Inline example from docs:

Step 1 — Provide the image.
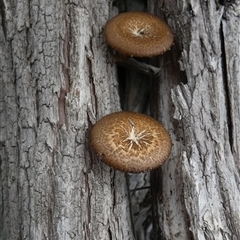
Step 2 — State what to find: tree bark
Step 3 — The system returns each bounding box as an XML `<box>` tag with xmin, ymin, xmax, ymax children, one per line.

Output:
<box><xmin>0</xmin><ymin>1</ymin><xmax>134</xmax><ymax>239</ymax></box>
<box><xmin>154</xmin><ymin>0</ymin><xmax>240</xmax><ymax>239</ymax></box>
<box><xmin>1</xmin><ymin>0</ymin><xmax>240</xmax><ymax>239</ymax></box>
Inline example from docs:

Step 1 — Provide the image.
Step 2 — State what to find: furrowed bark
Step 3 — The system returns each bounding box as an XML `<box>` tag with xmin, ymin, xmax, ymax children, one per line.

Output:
<box><xmin>0</xmin><ymin>1</ymin><xmax>134</xmax><ymax>239</ymax></box>
<box><xmin>153</xmin><ymin>1</ymin><xmax>240</xmax><ymax>239</ymax></box>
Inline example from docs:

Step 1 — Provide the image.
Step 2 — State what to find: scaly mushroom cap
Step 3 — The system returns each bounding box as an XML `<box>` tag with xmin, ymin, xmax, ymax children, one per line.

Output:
<box><xmin>90</xmin><ymin>112</ymin><xmax>172</xmax><ymax>173</ymax></box>
<box><xmin>104</xmin><ymin>12</ymin><xmax>174</xmax><ymax>57</ymax></box>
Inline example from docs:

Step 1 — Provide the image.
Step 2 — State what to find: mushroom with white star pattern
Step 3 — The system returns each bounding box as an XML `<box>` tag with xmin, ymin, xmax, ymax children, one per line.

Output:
<box><xmin>90</xmin><ymin>111</ymin><xmax>172</xmax><ymax>173</ymax></box>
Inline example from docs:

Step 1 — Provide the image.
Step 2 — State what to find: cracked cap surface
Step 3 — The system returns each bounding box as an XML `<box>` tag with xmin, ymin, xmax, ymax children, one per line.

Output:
<box><xmin>104</xmin><ymin>12</ymin><xmax>174</xmax><ymax>57</ymax></box>
<box><xmin>90</xmin><ymin>111</ymin><xmax>172</xmax><ymax>173</ymax></box>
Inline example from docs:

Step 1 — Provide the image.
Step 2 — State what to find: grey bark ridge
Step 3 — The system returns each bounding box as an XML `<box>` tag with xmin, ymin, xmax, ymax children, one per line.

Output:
<box><xmin>0</xmin><ymin>1</ymin><xmax>134</xmax><ymax>239</ymax></box>
<box><xmin>156</xmin><ymin>1</ymin><xmax>240</xmax><ymax>239</ymax></box>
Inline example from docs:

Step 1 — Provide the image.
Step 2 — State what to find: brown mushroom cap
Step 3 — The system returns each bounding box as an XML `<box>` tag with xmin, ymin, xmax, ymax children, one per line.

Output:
<box><xmin>90</xmin><ymin>111</ymin><xmax>172</xmax><ymax>173</ymax></box>
<box><xmin>104</xmin><ymin>12</ymin><xmax>174</xmax><ymax>57</ymax></box>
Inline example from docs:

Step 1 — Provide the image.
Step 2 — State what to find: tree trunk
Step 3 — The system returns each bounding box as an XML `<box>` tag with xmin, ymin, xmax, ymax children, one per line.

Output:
<box><xmin>154</xmin><ymin>0</ymin><xmax>240</xmax><ymax>239</ymax></box>
<box><xmin>1</xmin><ymin>0</ymin><xmax>240</xmax><ymax>240</ymax></box>
<box><xmin>0</xmin><ymin>1</ymin><xmax>134</xmax><ymax>239</ymax></box>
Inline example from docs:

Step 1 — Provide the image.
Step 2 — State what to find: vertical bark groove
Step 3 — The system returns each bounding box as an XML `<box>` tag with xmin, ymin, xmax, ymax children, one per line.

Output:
<box><xmin>219</xmin><ymin>20</ymin><xmax>233</xmax><ymax>152</ymax></box>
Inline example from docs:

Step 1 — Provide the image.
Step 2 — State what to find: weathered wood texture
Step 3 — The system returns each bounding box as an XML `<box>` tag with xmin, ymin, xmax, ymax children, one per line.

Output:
<box><xmin>154</xmin><ymin>0</ymin><xmax>240</xmax><ymax>239</ymax></box>
<box><xmin>0</xmin><ymin>1</ymin><xmax>134</xmax><ymax>239</ymax></box>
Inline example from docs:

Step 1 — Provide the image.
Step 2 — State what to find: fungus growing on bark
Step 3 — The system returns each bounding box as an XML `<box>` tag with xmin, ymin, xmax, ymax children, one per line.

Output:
<box><xmin>104</xmin><ymin>12</ymin><xmax>174</xmax><ymax>58</ymax></box>
<box><xmin>90</xmin><ymin>111</ymin><xmax>172</xmax><ymax>173</ymax></box>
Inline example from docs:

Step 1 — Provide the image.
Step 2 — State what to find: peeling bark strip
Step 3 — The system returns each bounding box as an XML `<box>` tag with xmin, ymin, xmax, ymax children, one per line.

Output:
<box><xmin>0</xmin><ymin>1</ymin><xmax>134</xmax><ymax>240</ymax></box>
<box><xmin>155</xmin><ymin>0</ymin><xmax>240</xmax><ymax>239</ymax></box>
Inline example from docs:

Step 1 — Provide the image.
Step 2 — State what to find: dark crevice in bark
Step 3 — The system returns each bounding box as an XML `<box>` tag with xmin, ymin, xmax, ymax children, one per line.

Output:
<box><xmin>117</xmin><ymin>63</ymin><xmax>152</xmax><ymax>238</ymax></box>
<box><xmin>108</xmin><ymin>227</ymin><xmax>113</xmax><ymax>240</ymax></box>
<box><xmin>35</xmin><ymin>89</ymin><xmax>40</xmax><ymax>127</ymax></box>
<box><xmin>118</xmin><ymin>58</ymin><xmax>163</xmax><ymax>78</ymax></box>
<box><xmin>86</xmin><ymin>55</ymin><xmax>98</xmax><ymax>118</ymax></box>
<box><xmin>219</xmin><ymin>0</ymin><xmax>236</xmax><ymax>7</ymax></box>
<box><xmin>58</xmin><ymin>5</ymin><xmax>70</xmax><ymax>130</ymax></box>
<box><xmin>117</xmin><ymin>65</ymin><xmax>126</xmax><ymax>110</ymax></box>
<box><xmin>86</xmin><ymin>117</ymin><xmax>95</xmax><ymax>172</ymax></box>
<box><xmin>0</xmin><ymin>0</ymin><xmax>7</xmax><ymax>39</ymax></box>
<box><xmin>150</xmin><ymin>170</ymin><xmax>162</xmax><ymax>240</ymax></box>
<box><xmin>25</xmin><ymin>156</ymin><xmax>32</xmax><ymax>240</ymax></box>
<box><xmin>47</xmin><ymin>193</ymin><xmax>54</xmax><ymax>240</ymax></box>
<box><xmin>16</xmin><ymin>94</ymin><xmax>21</xmax><ymax>240</ymax></box>
<box><xmin>130</xmin><ymin>186</ymin><xmax>151</xmax><ymax>192</ymax></box>
<box><xmin>83</xmin><ymin>173</ymin><xmax>91</xmax><ymax>240</ymax></box>
<box><xmin>108</xmin><ymin>2</ymin><xmax>185</xmax><ymax>240</ymax></box>
<box><xmin>113</xmin><ymin>2</ymin><xmax>165</xmax><ymax>240</ymax></box>
<box><xmin>57</xmin><ymin>88</ymin><xmax>67</xmax><ymax>129</ymax></box>
<box><xmin>0</xmin><ymin>169</ymin><xmax>3</xmax><ymax>239</ymax></box>
<box><xmin>117</xmin><ymin>62</ymin><xmax>151</xmax><ymax>113</ymax></box>
<box><xmin>219</xmin><ymin>20</ymin><xmax>233</xmax><ymax>152</ymax></box>
<box><xmin>125</xmin><ymin>173</ymin><xmax>137</xmax><ymax>239</ymax></box>
<box><xmin>110</xmin><ymin>169</ymin><xmax>116</xmax><ymax>207</ymax></box>
<box><xmin>0</xmin><ymin>141</ymin><xmax>3</xmax><ymax>238</ymax></box>
<box><xmin>87</xmin><ymin>32</ymin><xmax>98</xmax><ymax>118</ymax></box>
